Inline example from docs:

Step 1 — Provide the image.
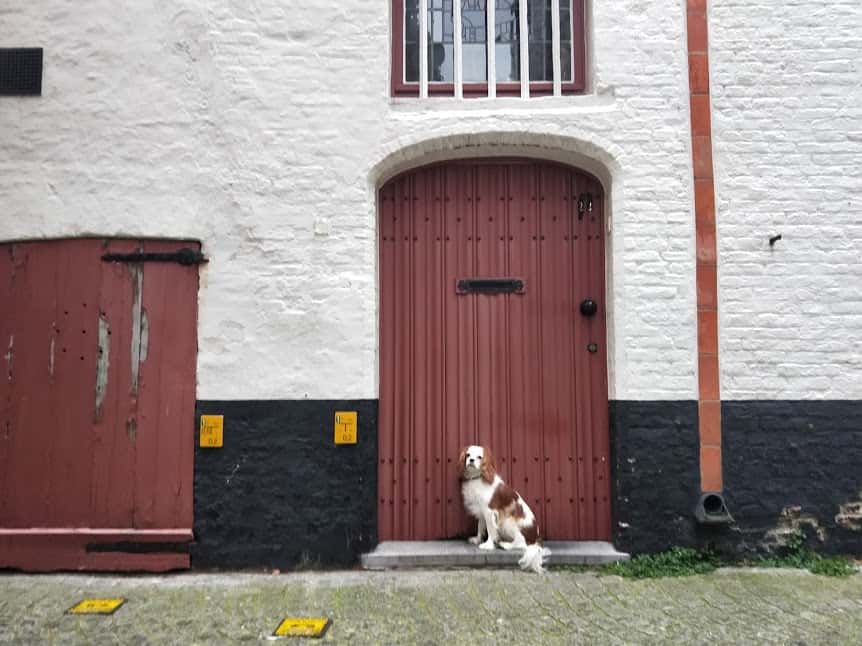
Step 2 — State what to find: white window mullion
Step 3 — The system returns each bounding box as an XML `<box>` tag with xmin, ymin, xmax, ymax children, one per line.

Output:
<box><xmin>486</xmin><ymin>0</ymin><xmax>496</xmax><ymax>98</ymax></box>
<box><xmin>519</xmin><ymin>0</ymin><xmax>529</xmax><ymax>98</ymax></box>
<box><xmin>454</xmin><ymin>0</ymin><xmax>463</xmax><ymax>98</ymax></box>
<box><xmin>551</xmin><ymin>0</ymin><xmax>561</xmax><ymax>96</ymax></box>
<box><xmin>420</xmin><ymin>0</ymin><xmax>429</xmax><ymax>98</ymax></box>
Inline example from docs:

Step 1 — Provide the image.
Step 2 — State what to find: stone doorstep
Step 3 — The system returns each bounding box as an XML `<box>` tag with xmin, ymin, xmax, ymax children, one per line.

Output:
<box><xmin>361</xmin><ymin>540</ymin><xmax>629</xmax><ymax>569</ymax></box>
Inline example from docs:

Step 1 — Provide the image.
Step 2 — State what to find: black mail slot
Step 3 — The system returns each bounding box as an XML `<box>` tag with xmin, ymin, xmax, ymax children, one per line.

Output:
<box><xmin>456</xmin><ymin>278</ymin><xmax>525</xmax><ymax>295</ymax></box>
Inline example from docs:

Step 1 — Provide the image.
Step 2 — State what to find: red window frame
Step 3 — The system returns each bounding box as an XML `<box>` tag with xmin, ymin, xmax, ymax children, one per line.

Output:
<box><xmin>391</xmin><ymin>0</ymin><xmax>586</xmax><ymax>97</ymax></box>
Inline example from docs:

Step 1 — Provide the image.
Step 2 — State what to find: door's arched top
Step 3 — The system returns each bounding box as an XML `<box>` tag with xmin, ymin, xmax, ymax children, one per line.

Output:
<box><xmin>370</xmin><ymin>131</ymin><xmax>621</xmax><ymax>195</ymax></box>
<box><xmin>380</xmin><ymin>157</ymin><xmax>605</xmax><ymax>199</ymax></box>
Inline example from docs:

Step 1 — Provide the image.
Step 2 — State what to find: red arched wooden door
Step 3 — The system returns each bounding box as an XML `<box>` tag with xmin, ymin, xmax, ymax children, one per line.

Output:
<box><xmin>378</xmin><ymin>159</ymin><xmax>610</xmax><ymax>541</ymax></box>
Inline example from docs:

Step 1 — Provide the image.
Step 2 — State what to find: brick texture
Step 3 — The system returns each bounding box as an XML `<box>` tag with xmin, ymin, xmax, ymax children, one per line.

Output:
<box><xmin>0</xmin><ymin>0</ymin><xmax>699</xmax><ymax>401</ymax></box>
<box><xmin>711</xmin><ymin>0</ymin><xmax>862</xmax><ymax>400</ymax></box>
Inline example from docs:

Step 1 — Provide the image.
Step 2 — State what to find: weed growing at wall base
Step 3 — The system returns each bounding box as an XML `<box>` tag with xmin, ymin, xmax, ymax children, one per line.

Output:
<box><xmin>602</xmin><ymin>547</ymin><xmax>720</xmax><ymax>579</ymax></box>
<box><xmin>573</xmin><ymin>539</ymin><xmax>857</xmax><ymax>579</ymax></box>
<box><xmin>756</xmin><ymin>532</ymin><xmax>856</xmax><ymax>577</ymax></box>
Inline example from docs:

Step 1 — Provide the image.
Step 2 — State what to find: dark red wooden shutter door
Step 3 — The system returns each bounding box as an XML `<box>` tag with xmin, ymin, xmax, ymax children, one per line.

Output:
<box><xmin>0</xmin><ymin>238</ymin><xmax>199</xmax><ymax>571</ymax></box>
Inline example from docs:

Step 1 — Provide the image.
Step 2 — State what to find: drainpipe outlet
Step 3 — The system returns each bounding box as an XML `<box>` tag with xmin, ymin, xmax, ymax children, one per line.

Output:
<box><xmin>695</xmin><ymin>492</ymin><xmax>734</xmax><ymax>525</ymax></box>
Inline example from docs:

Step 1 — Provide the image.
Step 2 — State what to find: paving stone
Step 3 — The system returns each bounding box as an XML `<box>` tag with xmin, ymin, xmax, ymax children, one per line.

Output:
<box><xmin>0</xmin><ymin>569</ymin><xmax>860</xmax><ymax>645</ymax></box>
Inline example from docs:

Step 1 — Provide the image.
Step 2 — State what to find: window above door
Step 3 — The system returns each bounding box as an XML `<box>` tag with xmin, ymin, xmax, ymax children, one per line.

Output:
<box><xmin>391</xmin><ymin>0</ymin><xmax>586</xmax><ymax>98</ymax></box>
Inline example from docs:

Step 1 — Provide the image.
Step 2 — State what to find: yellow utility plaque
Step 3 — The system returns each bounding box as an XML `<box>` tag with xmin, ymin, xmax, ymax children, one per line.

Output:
<box><xmin>200</xmin><ymin>414</ymin><xmax>224</xmax><ymax>448</ymax></box>
<box><xmin>66</xmin><ymin>598</ymin><xmax>126</xmax><ymax>615</ymax></box>
<box><xmin>334</xmin><ymin>411</ymin><xmax>357</xmax><ymax>445</ymax></box>
<box><xmin>273</xmin><ymin>617</ymin><xmax>331</xmax><ymax>638</ymax></box>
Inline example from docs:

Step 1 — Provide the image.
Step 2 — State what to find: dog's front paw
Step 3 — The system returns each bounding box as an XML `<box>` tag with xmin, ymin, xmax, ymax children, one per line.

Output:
<box><xmin>478</xmin><ymin>540</ymin><xmax>496</xmax><ymax>551</ymax></box>
<box><xmin>498</xmin><ymin>541</ymin><xmax>515</xmax><ymax>551</ymax></box>
<box><xmin>468</xmin><ymin>536</ymin><xmax>482</xmax><ymax>546</ymax></box>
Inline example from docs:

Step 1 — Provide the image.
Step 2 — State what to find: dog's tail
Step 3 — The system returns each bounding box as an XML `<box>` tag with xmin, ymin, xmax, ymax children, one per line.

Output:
<box><xmin>518</xmin><ymin>542</ymin><xmax>551</xmax><ymax>574</ymax></box>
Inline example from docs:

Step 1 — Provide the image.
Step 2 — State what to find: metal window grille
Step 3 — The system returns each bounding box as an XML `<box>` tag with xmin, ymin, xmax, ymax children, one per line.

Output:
<box><xmin>407</xmin><ymin>0</ymin><xmax>572</xmax><ymax>98</ymax></box>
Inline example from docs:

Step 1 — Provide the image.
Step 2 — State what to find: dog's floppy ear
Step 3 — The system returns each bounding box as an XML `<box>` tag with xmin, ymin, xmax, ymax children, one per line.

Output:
<box><xmin>457</xmin><ymin>447</ymin><xmax>468</xmax><ymax>479</ymax></box>
<box><xmin>480</xmin><ymin>446</ymin><xmax>496</xmax><ymax>484</ymax></box>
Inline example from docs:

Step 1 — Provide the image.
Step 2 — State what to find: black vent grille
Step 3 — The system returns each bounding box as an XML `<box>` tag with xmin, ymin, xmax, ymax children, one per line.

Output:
<box><xmin>0</xmin><ymin>48</ymin><xmax>43</xmax><ymax>96</ymax></box>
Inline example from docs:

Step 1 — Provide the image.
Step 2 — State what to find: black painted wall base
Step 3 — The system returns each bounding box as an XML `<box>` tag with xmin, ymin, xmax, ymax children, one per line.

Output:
<box><xmin>610</xmin><ymin>401</ymin><xmax>701</xmax><ymax>554</ymax></box>
<box><xmin>612</xmin><ymin>400</ymin><xmax>862</xmax><ymax>557</ymax></box>
<box><xmin>193</xmin><ymin>400</ymin><xmax>377</xmax><ymax>570</ymax></box>
<box><xmin>722</xmin><ymin>401</ymin><xmax>862</xmax><ymax>556</ymax></box>
<box><xmin>192</xmin><ymin>398</ymin><xmax>861</xmax><ymax>569</ymax></box>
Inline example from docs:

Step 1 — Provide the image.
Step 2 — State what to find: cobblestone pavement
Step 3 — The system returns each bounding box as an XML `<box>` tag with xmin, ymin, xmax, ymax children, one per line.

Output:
<box><xmin>1</xmin><ymin>568</ymin><xmax>861</xmax><ymax>645</ymax></box>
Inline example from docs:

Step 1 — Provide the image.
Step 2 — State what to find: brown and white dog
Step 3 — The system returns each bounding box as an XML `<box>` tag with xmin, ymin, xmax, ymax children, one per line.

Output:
<box><xmin>459</xmin><ymin>445</ymin><xmax>550</xmax><ymax>573</ymax></box>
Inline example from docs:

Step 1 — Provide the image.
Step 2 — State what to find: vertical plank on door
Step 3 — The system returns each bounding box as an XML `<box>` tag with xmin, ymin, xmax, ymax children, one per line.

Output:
<box><xmin>49</xmin><ymin>239</ymin><xmax>103</xmax><ymax>527</ymax></box>
<box><xmin>135</xmin><ymin>240</ymin><xmax>199</xmax><ymax>529</ymax></box>
<box><xmin>443</xmin><ymin>165</ymin><xmax>476</xmax><ymax>538</ymax></box>
<box><xmin>90</xmin><ymin>239</ymin><xmax>138</xmax><ymax>528</ymax></box>
<box><xmin>378</xmin><ymin>182</ymin><xmax>397</xmax><ymax>539</ymax></box>
<box><xmin>474</xmin><ymin>164</ymin><xmax>510</xmax><ymax>472</ymax></box>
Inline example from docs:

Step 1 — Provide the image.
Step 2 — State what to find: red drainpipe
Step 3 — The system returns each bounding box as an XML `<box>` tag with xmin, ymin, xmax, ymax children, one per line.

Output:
<box><xmin>687</xmin><ymin>0</ymin><xmax>722</xmax><ymax>493</ymax></box>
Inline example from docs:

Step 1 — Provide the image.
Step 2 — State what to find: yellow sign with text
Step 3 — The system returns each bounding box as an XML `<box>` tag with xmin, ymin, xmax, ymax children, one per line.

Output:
<box><xmin>273</xmin><ymin>617</ymin><xmax>331</xmax><ymax>638</ymax></box>
<box><xmin>66</xmin><ymin>598</ymin><xmax>126</xmax><ymax>615</ymax></box>
<box><xmin>334</xmin><ymin>411</ymin><xmax>357</xmax><ymax>445</ymax></box>
<box><xmin>199</xmin><ymin>415</ymin><xmax>224</xmax><ymax>448</ymax></box>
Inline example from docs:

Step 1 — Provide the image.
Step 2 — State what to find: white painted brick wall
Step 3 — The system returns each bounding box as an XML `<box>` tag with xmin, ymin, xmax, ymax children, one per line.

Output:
<box><xmin>710</xmin><ymin>0</ymin><xmax>862</xmax><ymax>399</ymax></box>
<box><xmin>0</xmin><ymin>1</ymin><xmax>697</xmax><ymax>401</ymax></box>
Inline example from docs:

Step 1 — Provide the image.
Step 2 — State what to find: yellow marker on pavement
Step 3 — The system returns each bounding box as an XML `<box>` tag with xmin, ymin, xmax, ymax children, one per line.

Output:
<box><xmin>66</xmin><ymin>598</ymin><xmax>126</xmax><ymax>615</ymax></box>
<box><xmin>273</xmin><ymin>617</ymin><xmax>331</xmax><ymax>638</ymax></box>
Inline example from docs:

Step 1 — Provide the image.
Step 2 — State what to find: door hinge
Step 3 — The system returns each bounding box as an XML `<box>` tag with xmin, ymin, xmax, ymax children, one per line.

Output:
<box><xmin>101</xmin><ymin>248</ymin><xmax>207</xmax><ymax>266</ymax></box>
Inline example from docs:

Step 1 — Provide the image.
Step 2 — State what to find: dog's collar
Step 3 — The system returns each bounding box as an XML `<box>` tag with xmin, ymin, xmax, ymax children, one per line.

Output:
<box><xmin>462</xmin><ymin>473</ymin><xmax>482</xmax><ymax>481</ymax></box>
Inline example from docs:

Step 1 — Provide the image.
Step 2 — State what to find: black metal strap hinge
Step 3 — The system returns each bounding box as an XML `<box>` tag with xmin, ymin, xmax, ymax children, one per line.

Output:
<box><xmin>101</xmin><ymin>247</ymin><xmax>207</xmax><ymax>266</ymax></box>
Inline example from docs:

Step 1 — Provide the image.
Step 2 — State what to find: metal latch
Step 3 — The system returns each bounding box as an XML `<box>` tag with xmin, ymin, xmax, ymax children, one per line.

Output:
<box><xmin>577</xmin><ymin>193</ymin><xmax>593</xmax><ymax>220</ymax></box>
